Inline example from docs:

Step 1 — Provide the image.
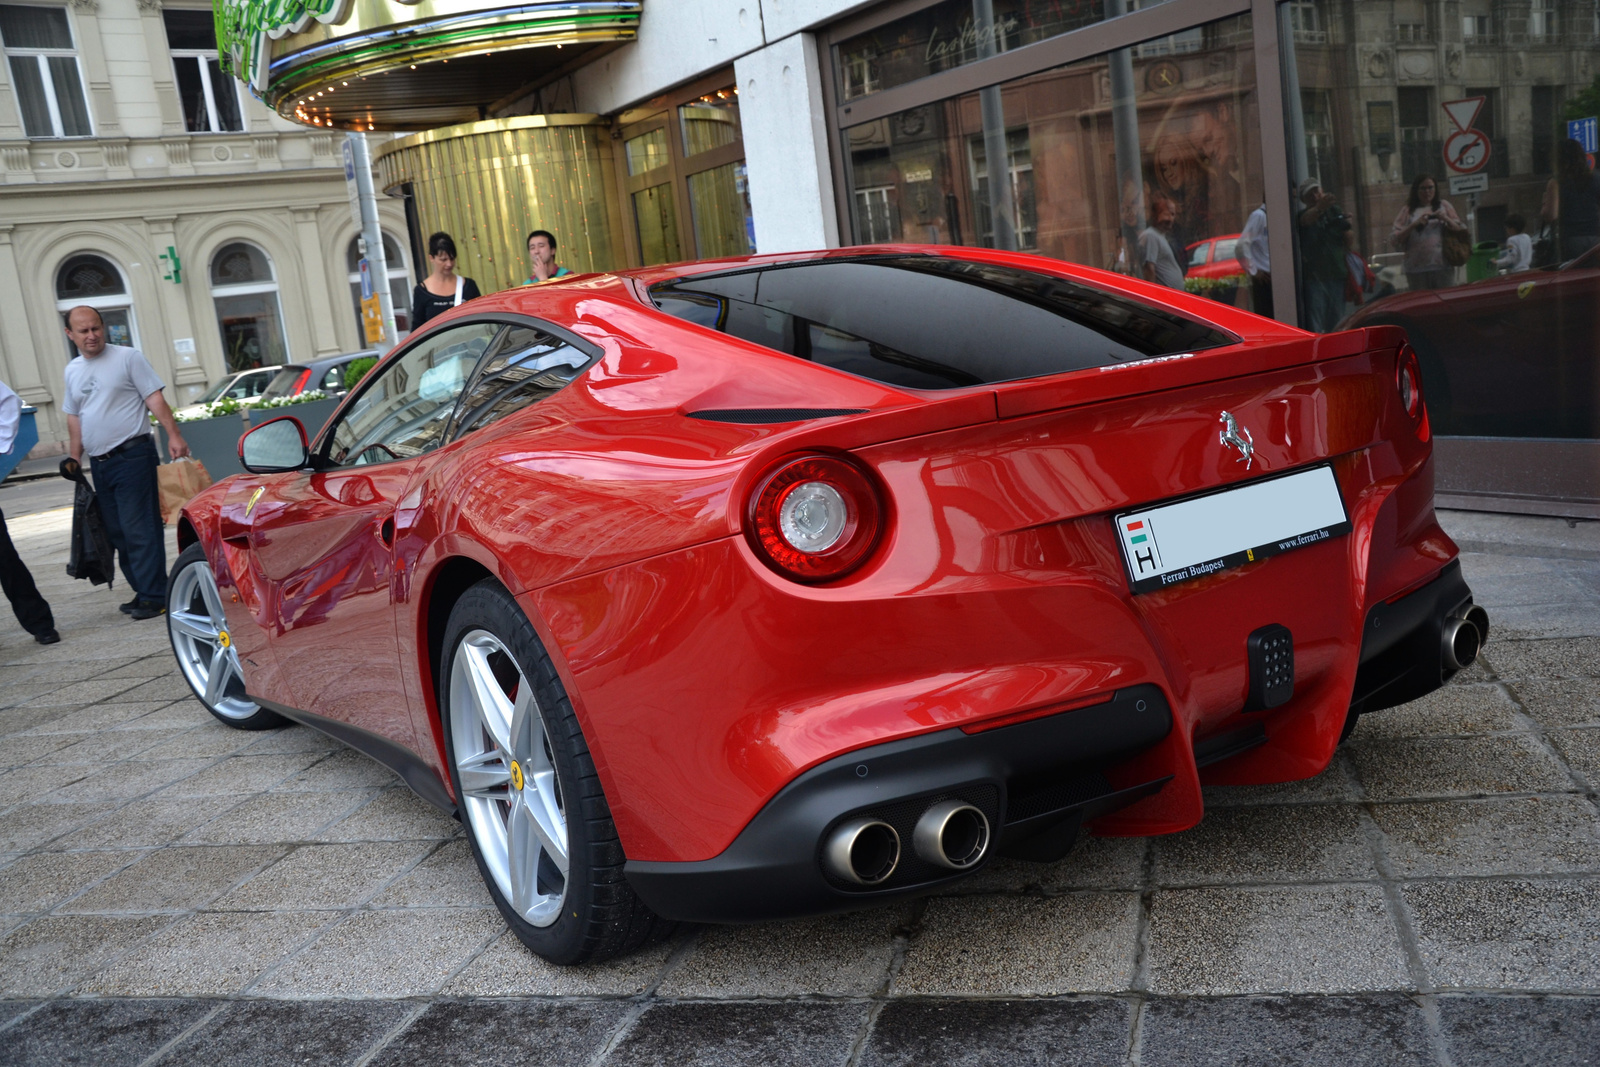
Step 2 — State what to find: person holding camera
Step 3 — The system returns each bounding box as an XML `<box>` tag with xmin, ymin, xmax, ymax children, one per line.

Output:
<box><xmin>1296</xmin><ymin>179</ymin><xmax>1351</xmax><ymax>332</ymax></box>
<box><xmin>1391</xmin><ymin>174</ymin><xmax>1466</xmax><ymax>292</ymax></box>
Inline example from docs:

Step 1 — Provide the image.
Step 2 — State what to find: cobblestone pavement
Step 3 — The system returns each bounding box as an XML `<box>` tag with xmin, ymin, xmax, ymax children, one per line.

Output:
<box><xmin>0</xmin><ymin>482</ymin><xmax>1597</xmax><ymax>1065</ymax></box>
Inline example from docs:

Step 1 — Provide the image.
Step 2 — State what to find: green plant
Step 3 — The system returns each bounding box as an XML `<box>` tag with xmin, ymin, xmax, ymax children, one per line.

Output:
<box><xmin>1183</xmin><ymin>273</ymin><xmax>1247</xmax><ymax>294</ymax></box>
<box><xmin>343</xmin><ymin>357</ymin><xmax>379</xmax><ymax>391</ymax></box>
<box><xmin>1564</xmin><ymin>74</ymin><xmax>1600</xmax><ymax>122</ymax></box>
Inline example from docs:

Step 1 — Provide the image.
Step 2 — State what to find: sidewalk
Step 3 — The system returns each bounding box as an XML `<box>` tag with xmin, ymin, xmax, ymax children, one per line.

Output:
<box><xmin>0</xmin><ymin>505</ymin><xmax>1595</xmax><ymax>1065</ymax></box>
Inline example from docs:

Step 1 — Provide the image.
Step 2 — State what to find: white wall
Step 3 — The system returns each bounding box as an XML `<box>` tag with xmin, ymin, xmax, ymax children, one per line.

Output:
<box><xmin>735</xmin><ymin>34</ymin><xmax>838</xmax><ymax>252</ymax></box>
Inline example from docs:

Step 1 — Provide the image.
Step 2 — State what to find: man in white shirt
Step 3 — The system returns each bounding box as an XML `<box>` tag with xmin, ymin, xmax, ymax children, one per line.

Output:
<box><xmin>1238</xmin><ymin>201</ymin><xmax>1273</xmax><ymax>318</ymax></box>
<box><xmin>0</xmin><ymin>380</ymin><xmax>58</xmax><ymax>644</ymax></box>
<box><xmin>61</xmin><ymin>307</ymin><xmax>189</xmax><ymax>620</ymax></box>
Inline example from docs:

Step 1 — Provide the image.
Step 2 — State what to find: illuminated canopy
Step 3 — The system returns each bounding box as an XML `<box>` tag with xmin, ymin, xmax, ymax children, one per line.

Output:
<box><xmin>214</xmin><ymin>0</ymin><xmax>640</xmax><ymax>130</ymax></box>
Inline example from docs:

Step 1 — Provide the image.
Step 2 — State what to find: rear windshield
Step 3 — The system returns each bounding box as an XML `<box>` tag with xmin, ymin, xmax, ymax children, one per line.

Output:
<box><xmin>649</xmin><ymin>255</ymin><xmax>1235</xmax><ymax>390</ymax></box>
<box><xmin>260</xmin><ymin>367</ymin><xmax>307</xmax><ymax>401</ymax></box>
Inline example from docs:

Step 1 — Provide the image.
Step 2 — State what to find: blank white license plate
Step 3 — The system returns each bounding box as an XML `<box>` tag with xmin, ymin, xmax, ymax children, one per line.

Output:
<box><xmin>1115</xmin><ymin>465</ymin><xmax>1351</xmax><ymax>594</ymax></box>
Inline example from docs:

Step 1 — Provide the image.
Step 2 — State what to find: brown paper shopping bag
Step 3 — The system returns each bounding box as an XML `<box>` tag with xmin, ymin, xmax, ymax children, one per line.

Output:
<box><xmin>158</xmin><ymin>458</ymin><xmax>213</xmax><ymax>525</ymax></box>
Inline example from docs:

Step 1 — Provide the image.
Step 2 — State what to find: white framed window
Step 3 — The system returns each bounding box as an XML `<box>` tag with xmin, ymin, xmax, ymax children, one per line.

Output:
<box><xmin>56</xmin><ymin>254</ymin><xmax>137</xmax><ymax>356</ymax></box>
<box><xmin>1462</xmin><ymin>14</ymin><xmax>1493</xmax><ymax>42</ymax></box>
<box><xmin>1289</xmin><ymin>1</ymin><xmax>1327</xmax><ymax>43</ymax></box>
<box><xmin>1529</xmin><ymin>0</ymin><xmax>1558</xmax><ymax>40</ymax></box>
<box><xmin>210</xmin><ymin>242</ymin><xmax>290</xmax><ymax>372</ymax></box>
<box><xmin>345</xmin><ymin>233</ymin><xmax>412</xmax><ymax>342</ymax></box>
<box><xmin>854</xmin><ymin>186</ymin><xmax>897</xmax><ymax>244</ymax></box>
<box><xmin>0</xmin><ymin>4</ymin><xmax>91</xmax><ymax>138</ymax></box>
<box><xmin>162</xmin><ymin>8</ymin><xmax>242</xmax><ymax>133</ymax></box>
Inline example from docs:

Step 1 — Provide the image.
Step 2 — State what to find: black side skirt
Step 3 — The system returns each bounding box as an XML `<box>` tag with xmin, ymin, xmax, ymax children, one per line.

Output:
<box><xmin>248</xmin><ymin>694</ymin><xmax>457</xmax><ymax>816</ymax></box>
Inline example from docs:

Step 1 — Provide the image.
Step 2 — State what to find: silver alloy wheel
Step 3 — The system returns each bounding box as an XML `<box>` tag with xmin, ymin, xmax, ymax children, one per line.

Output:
<box><xmin>449</xmin><ymin>628</ymin><xmax>569</xmax><ymax>927</ymax></box>
<box><xmin>168</xmin><ymin>557</ymin><xmax>258</xmax><ymax>720</ymax></box>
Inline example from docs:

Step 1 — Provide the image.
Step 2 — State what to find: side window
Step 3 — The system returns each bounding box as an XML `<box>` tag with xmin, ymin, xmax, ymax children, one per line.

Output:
<box><xmin>327</xmin><ymin>322</ymin><xmax>500</xmax><ymax>465</ymax></box>
<box><xmin>448</xmin><ymin>324</ymin><xmax>592</xmax><ymax>440</ymax></box>
<box><xmin>321</xmin><ymin>365</ymin><xmax>345</xmax><ymax>393</ymax></box>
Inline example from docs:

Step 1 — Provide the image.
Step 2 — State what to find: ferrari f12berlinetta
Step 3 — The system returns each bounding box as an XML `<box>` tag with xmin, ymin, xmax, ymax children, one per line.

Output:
<box><xmin>169</xmin><ymin>247</ymin><xmax>1486</xmax><ymax>963</ymax></box>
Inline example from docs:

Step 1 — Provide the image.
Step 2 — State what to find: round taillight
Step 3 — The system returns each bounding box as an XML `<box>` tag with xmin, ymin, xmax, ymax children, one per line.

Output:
<box><xmin>747</xmin><ymin>454</ymin><xmax>883</xmax><ymax>583</ymax></box>
<box><xmin>1396</xmin><ymin>343</ymin><xmax>1424</xmax><ymax>420</ymax></box>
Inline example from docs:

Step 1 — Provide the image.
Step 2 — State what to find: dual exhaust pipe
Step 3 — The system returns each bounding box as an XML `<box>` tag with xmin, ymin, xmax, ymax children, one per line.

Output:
<box><xmin>823</xmin><ymin>799</ymin><xmax>991</xmax><ymax>886</ymax></box>
<box><xmin>1442</xmin><ymin>605</ymin><xmax>1490</xmax><ymax>672</ymax></box>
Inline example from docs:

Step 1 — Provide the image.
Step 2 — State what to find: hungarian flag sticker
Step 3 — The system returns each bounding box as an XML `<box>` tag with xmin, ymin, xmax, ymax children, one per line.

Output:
<box><xmin>1120</xmin><ymin>517</ymin><xmax>1163</xmax><ymax>577</ymax></box>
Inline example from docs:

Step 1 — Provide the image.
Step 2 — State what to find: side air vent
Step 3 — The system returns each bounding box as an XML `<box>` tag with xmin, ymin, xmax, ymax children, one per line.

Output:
<box><xmin>687</xmin><ymin>408</ymin><xmax>869</xmax><ymax>424</ymax></box>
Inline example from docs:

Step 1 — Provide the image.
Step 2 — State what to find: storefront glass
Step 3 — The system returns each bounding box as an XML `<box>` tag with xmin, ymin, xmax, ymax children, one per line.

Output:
<box><xmin>1285</xmin><ymin>0</ymin><xmax>1600</xmax><ymax>440</ymax></box>
<box><xmin>836</xmin><ymin>0</ymin><xmax>1176</xmax><ymax>102</ymax></box>
<box><xmin>841</xmin><ymin>12</ymin><xmax>1266</xmax><ymax>314</ymax></box>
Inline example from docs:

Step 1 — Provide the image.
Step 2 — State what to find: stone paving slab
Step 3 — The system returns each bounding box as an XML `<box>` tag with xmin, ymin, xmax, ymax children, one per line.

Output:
<box><xmin>1</xmin><ymin>494</ymin><xmax>1598</xmax><ymax>1061</ymax></box>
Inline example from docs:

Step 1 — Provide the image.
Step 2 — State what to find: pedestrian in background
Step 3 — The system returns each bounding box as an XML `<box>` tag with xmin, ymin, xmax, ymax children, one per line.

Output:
<box><xmin>525</xmin><ymin>230</ymin><xmax>573</xmax><ymax>284</ymax></box>
<box><xmin>1296</xmin><ymin>179</ymin><xmax>1351</xmax><ymax>331</ymax></box>
<box><xmin>61</xmin><ymin>307</ymin><xmax>188</xmax><ymax>620</ymax></box>
<box><xmin>0</xmin><ymin>378</ymin><xmax>58</xmax><ymax>644</ymax></box>
<box><xmin>1542</xmin><ymin>138</ymin><xmax>1600</xmax><ymax>261</ymax></box>
<box><xmin>1138</xmin><ymin>194</ymin><xmax>1185</xmax><ymax>289</ymax></box>
<box><xmin>1238</xmin><ymin>200</ymin><xmax>1272</xmax><ymax>318</ymax></box>
<box><xmin>1494</xmin><ymin>214</ymin><xmax>1533</xmax><ymax>273</ymax></box>
<box><xmin>411</xmin><ymin>232</ymin><xmax>481</xmax><ymax>329</ymax></box>
<box><xmin>1390</xmin><ymin>174</ymin><xmax>1465</xmax><ymax>291</ymax></box>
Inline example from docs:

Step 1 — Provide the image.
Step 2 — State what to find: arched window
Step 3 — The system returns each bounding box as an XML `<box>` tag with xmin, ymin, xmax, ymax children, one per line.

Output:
<box><xmin>345</xmin><ymin>233</ymin><xmax>412</xmax><ymax>342</ymax></box>
<box><xmin>210</xmin><ymin>241</ymin><xmax>289</xmax><ymax>372</ymax></box>
<box><xmin>56</xmin><ymin>253</ymin><xmax>137</xmax><ymax>354</ymax></box>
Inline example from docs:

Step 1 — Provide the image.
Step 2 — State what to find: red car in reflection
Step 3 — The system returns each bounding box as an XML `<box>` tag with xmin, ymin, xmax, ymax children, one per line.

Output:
<box><xmin>1185</xmin><ymin>233</ymin><xmax>1245</xmax><ymax>280</ymax></box>
<box><xmin>1340</xmin><ymin>244</ymin><xmax>1600</xmax><ymax>437</ymax></box>
<box><xmin>167</xmin><ymin>246</ymin><xmax>1484</xmax><ymax>964</ymax></box>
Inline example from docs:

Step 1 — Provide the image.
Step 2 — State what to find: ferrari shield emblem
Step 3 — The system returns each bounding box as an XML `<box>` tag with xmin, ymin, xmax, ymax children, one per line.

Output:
<box><xmin>244</xmin><ymin>487</ymin><xmax>265</xmax><ymax>518</ymax></box>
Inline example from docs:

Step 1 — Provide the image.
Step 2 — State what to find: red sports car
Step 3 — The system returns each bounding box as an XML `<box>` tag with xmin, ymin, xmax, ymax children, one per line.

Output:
<box><xmin>167</xmin><ymin>246</ymin><xmax>1486</xmax><ymax>964</ymax></box>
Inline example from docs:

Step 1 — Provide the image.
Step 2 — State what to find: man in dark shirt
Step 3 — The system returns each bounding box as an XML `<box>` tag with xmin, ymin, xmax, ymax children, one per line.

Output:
<box><xmin>1297</xmin><ymin>179</ymin><xmax>1352</xmax><ymax>333</ymax></box>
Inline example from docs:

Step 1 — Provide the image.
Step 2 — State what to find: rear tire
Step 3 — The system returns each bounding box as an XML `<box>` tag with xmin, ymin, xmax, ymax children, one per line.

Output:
<box><xmin>166</xmin><ymin>542</ymin><xmax>287</xmax><ymax>731</ymax></box>
<box><xmin>440</xmin><ymin>579</ymin><xmax>672</xmax><ymax>964</ymax></box>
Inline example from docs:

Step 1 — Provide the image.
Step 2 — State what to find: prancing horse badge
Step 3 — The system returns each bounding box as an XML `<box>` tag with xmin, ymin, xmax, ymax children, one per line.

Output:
<box><xmin>1218</xmin><ymin>411</ymin><xmax>1255</xmax><ymax>470</ymax></box>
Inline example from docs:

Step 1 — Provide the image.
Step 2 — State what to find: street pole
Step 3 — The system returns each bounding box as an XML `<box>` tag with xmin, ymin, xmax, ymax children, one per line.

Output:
<box><xmin>345</xmin><ymin>132</ymin><xmax>398</xmax><ymax>352</ymax></box>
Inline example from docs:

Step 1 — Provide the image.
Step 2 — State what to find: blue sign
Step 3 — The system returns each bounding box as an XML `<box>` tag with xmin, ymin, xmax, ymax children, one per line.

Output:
<box><xmin>1570</xmin><ymin>116</ymin><xmax>1598</xmax><ymax>154</ymax></box>
<box><xmin>358</xmin><ymin>257</ymin><xmax>373</xmax><ymax>300</ymax></box>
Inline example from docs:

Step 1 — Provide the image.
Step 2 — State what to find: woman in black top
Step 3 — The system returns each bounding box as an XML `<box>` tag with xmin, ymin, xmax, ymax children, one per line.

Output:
<box><xmin>1543</xmin><ymin>139</ymin><xmax>1600</xmax><ymax>261</ymax></box>
<box><xmin>411</xmin><ymin>232</ymin><xmax>481</xmax><ymax>328</ymax></box>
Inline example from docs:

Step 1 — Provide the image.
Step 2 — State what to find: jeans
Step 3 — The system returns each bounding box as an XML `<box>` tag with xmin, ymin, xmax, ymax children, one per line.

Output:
<box><xmin>0</xmin><ymin>509</ymin><xmax>53</xmax><ymax>635</ymax></box>
<box><xmin>1302</xmin><ymin>277</ymin><xmax>1345</xmax><ymax>333</ymax></box>
<box><xmin>89</xmin><ymin>434</ymin><xmax>166</xmax><ymax>604</ymax></box>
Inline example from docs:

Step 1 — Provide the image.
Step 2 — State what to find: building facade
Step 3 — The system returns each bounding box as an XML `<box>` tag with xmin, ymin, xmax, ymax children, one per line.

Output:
<box><xmin>0</xmin><ymin>0</ymin><xmax>410</xmax><ymax>453</ymax></box>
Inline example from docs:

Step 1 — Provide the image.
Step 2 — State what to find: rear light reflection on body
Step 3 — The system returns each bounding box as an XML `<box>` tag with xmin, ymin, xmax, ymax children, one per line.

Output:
<box><xmin>747</xmin><ymin>454</ymin><xmax>884</xmax><ymax>583</ymax></box>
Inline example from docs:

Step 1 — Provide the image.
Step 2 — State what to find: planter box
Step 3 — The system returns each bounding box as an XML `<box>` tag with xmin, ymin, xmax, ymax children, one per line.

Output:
<box><xmin>247</xmin><ymin>397</ymin><xmax>341</xmax><ymax>440</ymax></box>
<box><xmin>163</xmin><ymin>412</ymin><xmax>249</xmax><ymax>482</ymax></box>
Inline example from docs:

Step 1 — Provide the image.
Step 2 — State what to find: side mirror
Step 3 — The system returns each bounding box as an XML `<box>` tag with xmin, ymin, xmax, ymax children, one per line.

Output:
<box><xmin>239</xmin><ymin>415</ymin><xmax>310</xmax><ymax>474</ymax></box>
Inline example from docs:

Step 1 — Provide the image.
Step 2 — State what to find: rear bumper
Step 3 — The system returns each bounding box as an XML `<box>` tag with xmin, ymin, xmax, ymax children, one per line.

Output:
<box><xmin>624</xmin><ymin>684</ymin><xmax>1172</xmax><ymax>923</ymax></box>
<box><xmin>1349</xmin><ymin>559</ymin><xmax>1479</xmax><ymax>717</ymax></box>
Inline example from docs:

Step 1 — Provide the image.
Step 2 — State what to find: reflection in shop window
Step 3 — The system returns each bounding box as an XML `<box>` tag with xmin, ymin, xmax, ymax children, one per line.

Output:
<box><xmin>1285</xmin><ymin>0</ymin><xmax>1599</xmax><ymax>446</ymax></box>
<box><xmin>856</xmin><ymin>186</ymin><xmax>898</xmax><ymax>243</ymax></box>
<box><xmin>210</xmin><ymin>242</ymin><xmax>288</xmax><ymax>372</ymax></box>
<box><xmin>833</xmin><ymin>0</ymin><xmax>1174</xmax><ymax>102</ymax></box>
<box><xmin>1529</xmin><ymin>0</ymin><xmax>1558</xmax><ymax>40</ymax></box>
<box><xmin>687</xmin><ymin>161</ymin><xmax>756</xmax><ymax>258</ymax></box>
<box><xmin>843</xmin><ymin>11</ymin><xmax>1264</xmax><ymax>312</ymax></box>
<box><xmin>1462</xmin><ymin>11</ymin><xmax>1494</xmax><ymax>45</ymax></box>
<box><xmin>679</xmin><ymin>89</ymin><xmax>740</xmax><ymax>156</ymax></box>
<box><xmin>624</xmin><ymin>128</ymin><xmax>670</xmax><ymax>176</ymax></box>
<box><xmin>968</xmin><ymin>130</ymin><xmax>1036</xmax><ymax>250</ymax></box>
<box><xmin>1288</xmin><ymin>1</ymin><xmax>1326</xmax><ymax>44</ymax></box>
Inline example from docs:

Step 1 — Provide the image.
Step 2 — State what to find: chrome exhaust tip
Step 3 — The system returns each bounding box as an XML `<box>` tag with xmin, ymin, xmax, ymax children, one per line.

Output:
<box><xmin>1465</xmin><ymin>605</ymin><xmax>1490</xmax><ymax>648</ymax></box>
<box><xmin>1442</xmin><ymin>616</ymin><xmax>1482</xmax><ymax>671</ymax></box>
<box><xmin>823</xmin><ymin>818</ymin><xmax>900</xmax><ymax>885</ymax></box>
<box><xmin>912</xmin><ymin>800</ymin><xmax>991</xmax><ymax>870</ymax></box>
